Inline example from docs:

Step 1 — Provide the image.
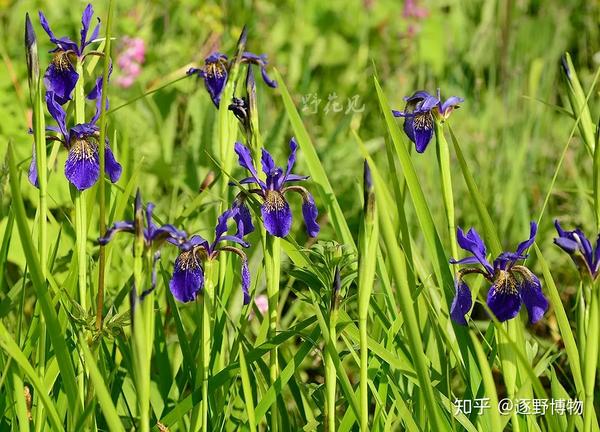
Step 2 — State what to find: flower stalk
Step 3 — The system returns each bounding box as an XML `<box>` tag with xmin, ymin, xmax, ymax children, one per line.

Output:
<box><xmin>265</xmin><ymin>233</ymin><xmax>280</xmax><ymax>432</ymax></box>
<box><xmin>325</xmin><ymin>267</ymin><xmax>340</xmax><ymax>432</ymax></box>
<box><xmin>434</xmin><ymin>119</ymin><xmax>458</xmax><ymax>272</ymax></box>
<box><xmin>358</xmin><ymin>161</ymin><xmax>378</xmax><ymax>431</ymax></box>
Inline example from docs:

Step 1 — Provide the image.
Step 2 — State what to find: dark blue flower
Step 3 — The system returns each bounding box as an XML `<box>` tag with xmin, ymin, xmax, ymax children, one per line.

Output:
<box><xmin>554</xmin><ymin>220</ymin><xmax>600</xmax><ymax>279</ymax></box>
<box><xmin>232</xmin><ymin>138</ymin><xmax>319</xmax><ymax>238</ymax></box>
<box><xmin>169</xmin><ymin>208</ymin><xmax>252</xmax><ymax>304</ymax></box>
<box><xmin>187</xmin><ymin>50</ymin><xmax>276</xmax><ymax>108</ymax></box>
<box><xmin>449</xmin><ymin>222</ymin><xmax>548</xmax><ymax>325</ymax></box>
<box><xmin>39</xmin><ymin>4</ymin><xmax>100</xmax><ymax>104</ymax></box>
<box><xmin>28</xmin><ymin>76</ymin><xmax>121</xmax><ymax>190</ymax></box>
<box><xmin>99</xmin><ymin>191</ymin><xmax>189</xmax><ymax>297</ymax></box>
<box><xmin>392</xmin><ymin>90</ymin><xmax>463</xmax><ymax>153</ymax></box>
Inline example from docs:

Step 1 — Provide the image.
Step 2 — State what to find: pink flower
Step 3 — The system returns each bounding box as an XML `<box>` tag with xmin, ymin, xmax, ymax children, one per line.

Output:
<box><xmin>115</xmin><ymin>36</ymin><xmax>145</xmax><ymax>88</ymax></box>
<box><xmin>248</xmin><ymin>294</ymin><xmax>269</xmax><ymax>320</ymax></box>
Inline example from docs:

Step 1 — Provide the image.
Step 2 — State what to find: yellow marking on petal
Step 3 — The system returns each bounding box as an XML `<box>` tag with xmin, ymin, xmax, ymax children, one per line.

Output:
<box><xmin>178</xmin><ymin>250</ymin><xmax>201</xmax><ymax>271</ymax></box>
<box><xmin>492</xmin><ymin>270</ymin><xmax>519</xmax><ymax>295</ymax></box>
<box><xmin>52</xmin><ymin>50</ymin><xmax>73</xmax><ymax>71</ymax></box>
<box><xmin>206</xmin><ymin>61</ymin><xmax>226</xmax><ymax>79</ymax></box>
<box><xmin>69</xmin><ymin>136</ymin><xmax>98</xmax><ymax>162</ymax></box>
<box><xmin>413</xmin><ymin>112</ymin><xmax>433</xmax><ymax>130</ymax></box>
<box><xmin>264</xmin><ymin>190</ymin><xmax>286</xmax><ymax>212</ymax></box>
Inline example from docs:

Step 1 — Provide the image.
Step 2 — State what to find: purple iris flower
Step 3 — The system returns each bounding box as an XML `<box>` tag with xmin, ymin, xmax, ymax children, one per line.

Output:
<box><xmin>392</xmin><ymin>90</ymin><xmax>463</xmax><ymax>153</ymax></box>
<box><xmin>449</xmin><ymin>222</ymin><xmax>548</xmax><ymax>325</ymax></box>
<box><xmin>169</xmin><ymin>208</ymin><xmax>252</xmax><ymax>304</ymax></box>
<box><xmin>28</xmin><ymin>77</ymin><xmax>122</xmax><ymax>191</ymax></box>
<box><xmin>99</xmin><ymin>191</ymin><xmax>189</xmax><ymax>297</ymax></box>
<box><xmin>39</xmin><ymin>4</ymin><xmax>100</xmax><ymax>104</ymax></box>
<box><xmin>232</xmin><ymin>138</ymin><xmax>320</xmax><ymax>238</ymax></box>
<box><xmin>554</xmin><ymin>220</ymin><xmax>600</xmax><ymax>279</ymax></box>
<box><xmin>187</xmin><ymin>51</ymin><xmax>276</xmax><ymax>107</ymax></box>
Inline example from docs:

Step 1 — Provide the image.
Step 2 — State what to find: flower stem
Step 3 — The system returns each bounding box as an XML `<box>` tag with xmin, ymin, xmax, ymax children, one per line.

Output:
<box><xmin>73</xmin><ymin>57</ymin><xmax>88</xmax><ymax>409</ymax></box>
<box><xmin>32</xmin><ymin>48</ymin><xmax>48</xmax><ymax>431</ymax></box>
<box><xmin>96</xmin><ymin>0</ymin><xmax>113</xmax><ymax>331</ymax></box>
<box><xmin>202</xmin><ymin>260</ymin><xmax>215</xmax><ymax>431</ymax></box>
<box><xmin>583</xmin><ymin>279</ymin><xmax>599</xmax><ymax>432</ymax></box>
<box><xmin>265</xmin><ymin>234</ymin><xmax>280</xmax><ymax>432</ymax></box>
<box><xmin>358</xmin><ymin>161</ymin><xmax>377</xmax><ymax>431</ymax></box>
<box><xmin>325</xmin><ymin>304</ymin><xmax>338</xmax><ymax>432</ymax></box>
<box><xmin>434</xmin><ymin>120</ymin><xmax>458</xmax><ymax>272</ymax></box>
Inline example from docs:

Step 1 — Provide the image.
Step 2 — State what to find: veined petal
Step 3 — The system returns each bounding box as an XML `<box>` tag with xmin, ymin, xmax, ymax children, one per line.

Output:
<box><xmin>233</xmin><ymin>200</ymin><xmax>255</xmax><ymax>237</ymax></box>
<box><xmin>260</xmin><ymin>65</ymin><xmax>277</xmax><ymax>88</ymax></box>
<box><xmin>65</xmin><ymin>136</ymin><xmax>100</xmax><ymax>190</ymax></box>
<box><xmin>261</xmin><ymin>148</ymin><xmax>276</xmax><ymax>175</ymax></box>
<box><xmin>203</xmin><ymin>54</ymin><xmax>228</xmax><ymax>107</ymax></box>
<box><xmin>283</xmin><ymin>137</ymin><xmax>298</xmax><ymax>182</ymax></box>
<box><xmin>241</xmin><ymin>257</ymin><xmax>251</xmax><ymax>304</ymax></box>
<box><xmin>28</xmin><ymin>144</ymin><xmax>39</xmax><ymax>188</ymax></box>
<box><xmin>456</xmin><ymin>227</ymin><xmax>494</xmax><ymax>274</ymax></box>
<box><xmin>449</xmin><ymin>256</ymin><xmax>482</xmax><ymax>266</ymax></box>
<box><xmin>214</xmin><ymin>208</ymin><xmax>235</xmax><ymax>244</ymax></box>
<box><xmin>301</xmin><ymin>192</ymin><xmax>320</xmax><ymax>237</ymax></box>
<box><xmin>234</xmin><ymin>142</ymin><xmax>265</xmax><ymax>188</ymax></box>
<box><xmin>261</xmin><ymin>190</ymin><xmax>292</xmax><ymax>237</ymax></box>
<box><xmin>486</xmin><ymin>271</ymin><xmax>521</xmax><ymax>322</ymax></box>
<box><xmin>514</xmin><ymin>266</ymin><xmax>548</xmax><ymax>324</ymax></box>
<box><xmin>98</xmin><ymin>221</ymin><xmax>135</xmax><ymax>245</ymax></box>
<box><xmin>169</xmin><ymin>250</ymin><xmax>204</xmax><ymax>303</ymax></box>
<box><xmin>38</xmin><ymin>12</ymin><xmax>79</xmax><ymax>52</ymax></box>
<box><xmin>104</xmin><ymin>144</ymin><xmax>122</xmax><ymax>183</ymax></box>
<box><xmin>413</xmin><ymin>121</ymin><xmax>434</xmax><ymax>153</ymax></box>
<box><xmin>44</xmin><ymin>61</ymin><xmax>78</xmax><ymax>105</ymax></box>
<box><xmin>450</xmin><ymin>278</ymin><xmax>472</xmax><ymax>325</ymax></box>
<box><xmin>46</xmin><ymin>91</ymin><xmax>69</xmax><ymax>136</ymax></box>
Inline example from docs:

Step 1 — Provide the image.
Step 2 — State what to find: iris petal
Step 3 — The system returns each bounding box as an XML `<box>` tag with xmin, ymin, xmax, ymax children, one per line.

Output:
<box><xmin>261</xmin><ymin>191</ymin><xmax>292</xmax><ymax>237</ymax></box>
<box><xmin>44</xmin><ymin>62</ymin><xmax>79</xmax><ymax>105</ymax></box>
<box><xmin>28</xmin><ymin>144</ymin><xmax>39</xmax><ymax>188</ymax></box>
<box><xmin>169</xmin><ymin>251</ymin><xmax>204</xmax><ymax>303</ymax></box>
<box><xmin>301</xmin><ymin>193</ymin><xmax>320</xmax><ymax>237</ymax></box>
<box><xmin>450</xmin><ymin>279</ymin><xmax>472</xmax><ymax>325</ymax></box>
<box><xmin>104</xmin><ymin>144</ymin><xmax>122</xmax><ymax>183</ymax></box>
<box><xmin>456</xmin><ymin>227</ymin><xmax>494</xmax><ymax>274</ymax></box>
<box><xmin>233</xmin><ymin>201</ymin><xmax>255</xmax><ymax>237</ymax></box>
<box><xmin>65</xmin><ymin>138</ymin><xmax>100</xmax><ymax>190</ymax></box>
<box><xmin>518</xmin><ymin>270</ymin><xmax>548</xmax><ymax>324</ymax></box>
<box><xmin>486</xmin><ymin>274</ymin><xmax>521</xmax><ymax>322</ymax></box>
<box><xmin>413</xmin><ymin>124</ymin><xmax>433</xmax><ymax>153</ymax></box>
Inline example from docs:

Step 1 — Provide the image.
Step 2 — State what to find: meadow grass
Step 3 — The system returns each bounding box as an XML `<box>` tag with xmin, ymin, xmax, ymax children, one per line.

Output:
<box><xmin>0</xmin><ymin>0</ymin><xmax>599</xmax><ymax>430</ymax></box>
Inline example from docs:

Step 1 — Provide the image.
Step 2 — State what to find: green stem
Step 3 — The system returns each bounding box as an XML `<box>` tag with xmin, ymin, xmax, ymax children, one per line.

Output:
<box><xmin>73</xmin><ymin>58</ymin><xmax>87</xmax><ymax>409</ymax></box>
<box><xmin>435</xmin><ymin>121</ymin><xmax>458</xmax><ymax>271</ymax></box>
<box><xmin>96</xmin><ymin>0</ymin><xmax>113</xmax><ymax>331</ymax></box>
<box><xmin>265</xmin><ymin>235</ymin><xmax>280</xmax><ymax>432</ymax></box>
<box><xmin>583</xmin><ymin>280</ymin><xmax>599</xmax><ymax>432</ymax></box>
<box><xmin>33</xmin><ymin>58</ymin><xmax>48</xmax><ymax>432</ymax></box>
<box><xmin>202</xmin><ymin>260</ymin><xmax>215</xmax><ymax>432</ymax></box>
<box><xmin>325</xmin><ymin>306</ymin><xmax>337</xmax><ymax>432</ymax></box>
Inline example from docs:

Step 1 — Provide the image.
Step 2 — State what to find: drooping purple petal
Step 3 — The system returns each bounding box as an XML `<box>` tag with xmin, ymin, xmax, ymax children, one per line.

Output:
<box><xmin>449</xmin><ymin>256</ymin><xmax>483</xmax><ymax>266</ymax></box>
<box><xmin>202</xmin><ymin>53</ymin><xmax>228</xmax><ymax>107</ymax></box>
<box><xmin>46</xmin><ymin>91</ymin><xmax>69</xmax><ymax>136</ymax></box>
<box><xmin>553</xmin><ymin>220</ymin><xmax>598</xmax><ymax>277</ymax></box>
<box><xmin>150</xmin><ymin>224</ymin><xmax>188</xmax><ymax>245</ymax></box>
<box><xmin>65</xmin><ymin>136</ymin><xmax>100</xmax><ymax>190</ymax></box>
<box><xmin>234</xmin><ymin>142</ymin><xmax>266</xmax><ymax>188</ymax></box>
<box><xmin>301</xmin><ymin>192</ymin><xmax>320</xmax><ymax>237</ymax></box>
<box><xmin>518</xmin><ymin>270</ymin><xmax>548</xmax><ymax>324</ymax></box>
<box><xmin>214</xmin><ymin>209</ymin><xmax>235</xmax><ymax>246</ymax></box>
<box><xmin>261</xmin><ymin>191</ymin><xmax>292</xmax><ymax>237</ymax></box>
<box><xmin>486</xmin><ymin>278</ymin><xmax>521</xmax><ymax>322</ymax></box>
<box><xmin>413</xmin><ymin>122</ymin><xmax>434</xmax><ymax>153</ymax></box>
<box><xmin>241</xmin><ymin>257</ymin><xmax>251</xmax><ymax>304</ymax></box>
<box><xmin>28</xmin><ymin>144</ymin><xmax>39</xmax><ymax>188</ymax></box>
<box><xmin>233</xmin><ymin>200</ymin><xmax>255</xmax><ymax>237</ymax></box>
<box><xmin>455</xmin><ymin>227</ymin><xmax>494</xmax><ymax>274</ymax></box>
<box><xmin>450</xmin><ymin>278</ymin><xmax>472</xmax><ymax>325</ymax></box>
<box><xmin>169</xmin><ymin>251</ymin><xmax>204</xmax><ymax>303</ymax></box>
<box><xmin>44</xmin><ymin>61</ymin><xmax>78</xmax><ymax>105</ymax></box>
<box><xmin>260</xmin><ymin>65</ymin><xmax>277</xmax><ymax>88</ymax></box>
<box><xmin>438</xmin><ymin>96</ymin><xmax>464</xmax><ymax>118</ymax></box>
<box><xmin>104</xmin><ymin>144</ymin><xmax>122</xmax><ymax>183</ymax></box>
<box><xmin>98</xmin><ymin>221</ymin><xmax>135</xmax><ymax>245</ymax></box>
